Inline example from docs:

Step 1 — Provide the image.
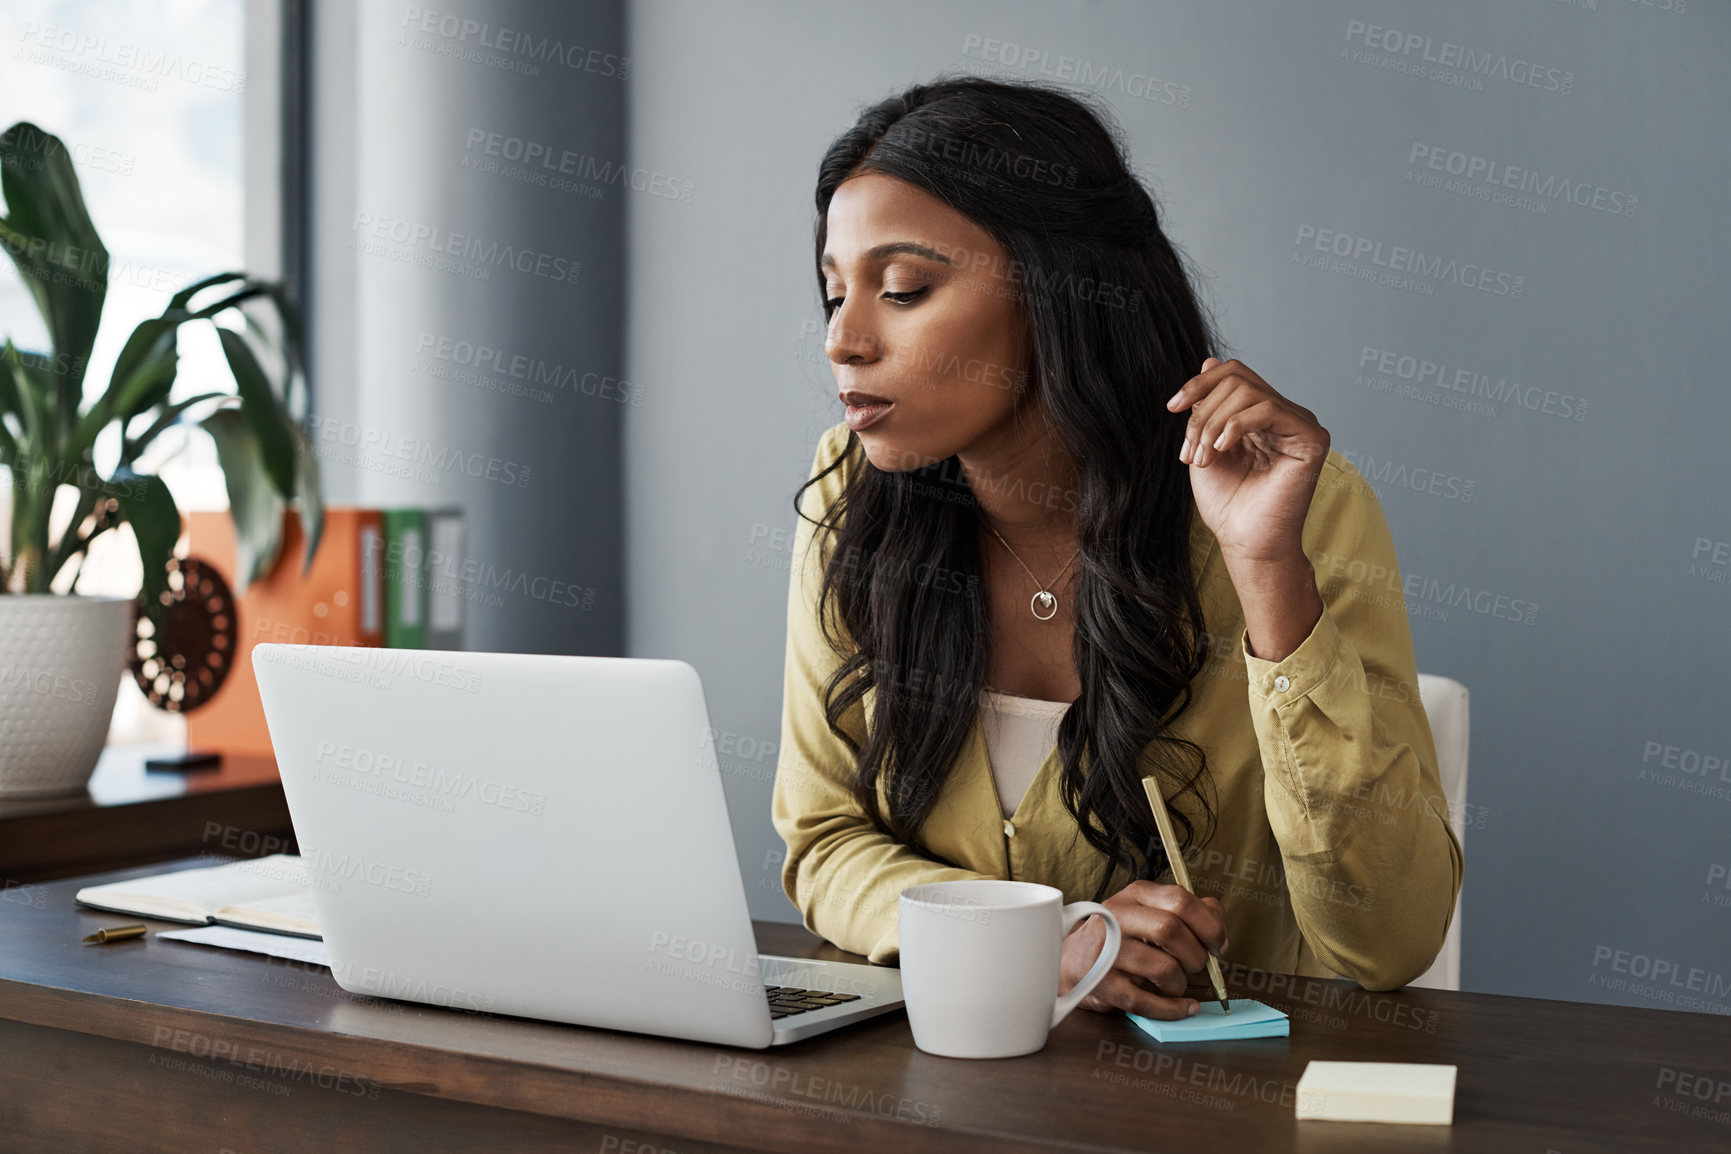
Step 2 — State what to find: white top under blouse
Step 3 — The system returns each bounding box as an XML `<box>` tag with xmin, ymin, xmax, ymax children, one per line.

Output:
<box><xmin>978</xmin><ymin>688</ymin><xmax>1073</xmax><ymax>819</ymax></box>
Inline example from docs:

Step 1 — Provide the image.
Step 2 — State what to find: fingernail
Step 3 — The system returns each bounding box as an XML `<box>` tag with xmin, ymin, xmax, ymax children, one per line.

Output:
<box><xmin>1212</xmin><ymin>432</ymin><xmax>1227</xmax><ymax>450</ymax></box>
<box><xmin>1167</xmin><ymin>393</ymin><xmax>1181</xmax><ymax>410</ymax></box>
<box><xmin>1187</xmin><ymin>1002</ymin><xmax>1200</xmax><ymax>1016</ymax></box>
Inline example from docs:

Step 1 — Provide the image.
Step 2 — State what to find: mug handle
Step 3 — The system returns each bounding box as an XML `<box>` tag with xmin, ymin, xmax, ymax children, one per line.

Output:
<box><xmin>1051</xmin><ymin>902</ymin><xmax>1122</xmax><ymax>1030</ymax></box>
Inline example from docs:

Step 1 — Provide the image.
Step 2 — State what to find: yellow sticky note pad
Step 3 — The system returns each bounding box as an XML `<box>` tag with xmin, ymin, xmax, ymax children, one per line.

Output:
<box><xmin>1295</xmin><ymin>1060</ymin><xmax>1457</xmax><ymax>1125</ymax></box>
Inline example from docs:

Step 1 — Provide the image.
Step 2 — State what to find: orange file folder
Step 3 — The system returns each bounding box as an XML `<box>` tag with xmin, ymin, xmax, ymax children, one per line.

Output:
<box><xmin>184</xmin><ymin>508</ymin><xmax>383</xmax><ymax>757</ymax></box>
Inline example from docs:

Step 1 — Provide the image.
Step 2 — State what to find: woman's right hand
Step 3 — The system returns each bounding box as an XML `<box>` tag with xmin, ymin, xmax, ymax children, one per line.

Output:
<box><xmin>1059</xmin><ymin>879</ymin><xmax>1228</xmax><ymax>1020</ymax></box>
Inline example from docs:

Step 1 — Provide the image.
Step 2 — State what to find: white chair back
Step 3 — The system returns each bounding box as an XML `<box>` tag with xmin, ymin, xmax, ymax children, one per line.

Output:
<box><xmin>1408</xmin><ymin>673</ymin><xmax>1470</xmax><ymax>991</ymax></box>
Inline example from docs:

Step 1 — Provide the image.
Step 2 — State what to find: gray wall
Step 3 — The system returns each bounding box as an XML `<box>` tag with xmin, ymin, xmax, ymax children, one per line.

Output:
<box><xmin>622</xmin><ymin>0</ymin><xmax>1731</xmax><ymax>1007</ymax></box>
<box><xmin>310</xmin><ymin>0</ymin><xmax>625</xmax><ymax>656</ymax></box>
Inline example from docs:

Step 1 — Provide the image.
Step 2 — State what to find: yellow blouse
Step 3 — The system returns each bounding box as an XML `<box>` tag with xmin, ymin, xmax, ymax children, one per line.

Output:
<box><xmin>772</xmin><ymin>421</ymin><xmax>1463</xmax><ymax>991</ymax></box>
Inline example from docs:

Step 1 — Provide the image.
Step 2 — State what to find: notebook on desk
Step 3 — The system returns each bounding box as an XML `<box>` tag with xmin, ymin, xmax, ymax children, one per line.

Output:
<box><xmin>74</xmin><ymin>855</ymin><xmax>324</xmax><ymax>939</ymax></box>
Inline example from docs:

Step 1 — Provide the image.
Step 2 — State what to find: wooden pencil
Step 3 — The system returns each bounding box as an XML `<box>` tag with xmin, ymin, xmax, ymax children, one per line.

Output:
<box><xmin>1141</xmin><ymin>776</ymin><xmax>1230</xmax><ymax>1014</ymax></box>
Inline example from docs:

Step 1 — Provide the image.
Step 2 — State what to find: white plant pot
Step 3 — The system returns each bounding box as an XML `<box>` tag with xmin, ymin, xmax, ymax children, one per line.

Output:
<box><xmin>0</xmin><ymin>594</ymin><xmax>131</xmax><ymax>797</ymax></box>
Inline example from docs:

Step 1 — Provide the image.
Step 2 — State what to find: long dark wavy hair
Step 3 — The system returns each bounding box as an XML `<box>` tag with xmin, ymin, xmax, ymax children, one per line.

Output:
<box><xmin>794</xmin><ymin>76</ymin><xmax>1224</xmax><ymax>902</ymax></box>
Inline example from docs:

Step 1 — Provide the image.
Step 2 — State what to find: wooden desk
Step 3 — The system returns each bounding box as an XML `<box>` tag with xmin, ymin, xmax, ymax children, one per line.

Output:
<box><xmin>0</xmin><ymin>744</ymin><xmax>293</xmax><ymax>884</ymax></box>
<box><xmin>2</xmin><ymin>860</ymin><xmax>1727</xmax><ymax>1153</ymax></box>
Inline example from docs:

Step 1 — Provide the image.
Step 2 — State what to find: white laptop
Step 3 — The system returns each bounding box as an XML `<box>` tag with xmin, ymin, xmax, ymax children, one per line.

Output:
<box><xmin>251</xmin><ymin>643</ymin><xmax>903</xmax><ymax>1047</ymax></box>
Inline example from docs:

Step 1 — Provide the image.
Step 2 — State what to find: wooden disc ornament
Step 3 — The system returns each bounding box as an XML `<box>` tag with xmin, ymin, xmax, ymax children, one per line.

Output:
<box><xmin>130</xmin><ymin>556</ymin><xmax>236</xmax><ymax>712</ymax></box>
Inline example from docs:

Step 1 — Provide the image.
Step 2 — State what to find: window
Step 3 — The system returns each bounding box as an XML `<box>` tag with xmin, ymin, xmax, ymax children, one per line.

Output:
<box><xmin>3</xmin><ymin>1</ymin><xmax>260</xmax><ymax>741</ymax></box>
<box><xmin>2</xmin><ymin>0</ymin><xmax>249</xmax><ymax>588</ymax></box>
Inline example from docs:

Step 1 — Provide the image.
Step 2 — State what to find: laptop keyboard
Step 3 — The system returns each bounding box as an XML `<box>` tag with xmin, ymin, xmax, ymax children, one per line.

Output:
<box><xmin>765</xmin><ymin>985</ymin><xmax>862</xmax><ymax>1020</ymax></box>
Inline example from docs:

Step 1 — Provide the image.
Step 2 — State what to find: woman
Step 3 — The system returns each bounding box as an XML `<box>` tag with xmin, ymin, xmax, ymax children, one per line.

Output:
<box><xmin>772</xmin><ymin>76</ymin><xmax>1462</xmax><ymax>1020</ymax></box>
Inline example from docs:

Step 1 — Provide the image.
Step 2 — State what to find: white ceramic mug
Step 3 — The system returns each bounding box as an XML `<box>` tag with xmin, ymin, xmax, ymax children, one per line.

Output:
<box><xmin>898</xmin><ymin>879</ymin><xmax>1122</xmax><ymax>1059</ymax></box>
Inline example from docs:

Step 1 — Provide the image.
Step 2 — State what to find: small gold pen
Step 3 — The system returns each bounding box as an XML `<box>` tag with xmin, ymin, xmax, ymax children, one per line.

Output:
<box><xmin>1141</xmin><ymin>777</ymin><xmax>1230</xmax><ymax>1014</ymax></box>
<box><xmin>83</xmin><ymin>923</ymin><xmax>149</xmax><ymax>945</ymax></box>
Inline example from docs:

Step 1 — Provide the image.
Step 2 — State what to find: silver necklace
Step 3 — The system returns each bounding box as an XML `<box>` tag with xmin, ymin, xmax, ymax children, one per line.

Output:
<box><xmin>985</xmin><ymin>524</ymin><xmax>1080</xmax><ymax>621</ymax></box>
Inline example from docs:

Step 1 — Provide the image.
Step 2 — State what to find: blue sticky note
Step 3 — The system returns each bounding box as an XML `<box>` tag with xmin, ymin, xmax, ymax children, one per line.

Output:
<box><xmin>1127</xmin><ymin>998</ymin><xmax>1290</xmax><ymax>1043</ymax></box>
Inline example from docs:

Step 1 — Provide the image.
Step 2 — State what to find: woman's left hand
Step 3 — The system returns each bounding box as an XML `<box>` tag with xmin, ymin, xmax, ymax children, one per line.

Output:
<box><xmin>1168</xmin><ymin>358</ymin><xmax>1331</xmax><ymax>566</ymax></box>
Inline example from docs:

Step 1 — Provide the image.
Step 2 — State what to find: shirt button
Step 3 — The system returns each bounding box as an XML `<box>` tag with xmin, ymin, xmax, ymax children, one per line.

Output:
<box><xmin>1002</xmin><ymin>820</ymin><xmax>1016</xmax><ymax>838</ymax></box>
<box><xmin>1274</xmin><ymin>675</ymin><xmax>1291</xmax><ymax>692</ymax></box>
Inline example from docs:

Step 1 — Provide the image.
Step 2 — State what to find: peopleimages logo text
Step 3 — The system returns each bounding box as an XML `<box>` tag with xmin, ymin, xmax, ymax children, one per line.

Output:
<box><xmin>14</xmin><ymin>21</ymin><xmax>247</xmax><ymax>92</ymax></box>
<box><xmin>1343</xmin><ymin>20</ymin><xmax>1574</xmax><ymax>94</ymax></box>
<box><xmin>1295</xmin><ymin>225</ymin><xmax>1524</xmax><ymax>298</ymax></box>
<box><xmin>399</xmin><ymin>7</ymin><xmax>628</xmax><ymax>77</ymax></box>
<box><xmin>350</xmin><ymin>210</ymin><xmax>581</xmax><ymax>286</ymax></box>
<box><xmin>313</xmin><ymin>740</ymin><xmax>548</xmax><ymax>815</ymax></box>
<box><xmin>1408</xmin><ymin>144</ymin><xmax>1636</xmax><ymax>217</ymax></box>
<box><xmin>415</xmin><ymin>332</ymin><xmax>645</xmax><ymax>405</ymax></box>
<box><xmin>1357</xmin><ymin>346</ymin><xmax>1587</xmax><ymax>421</ymax></box>
<box><xmin>299</xmin><ymin>846</ymin><xmax>434</xmax><ymax>897</ymax></box>
<box><xmin>463</xmin><ymin>129</ymin><xmax>692</xmax><ymax>201</ymax></box>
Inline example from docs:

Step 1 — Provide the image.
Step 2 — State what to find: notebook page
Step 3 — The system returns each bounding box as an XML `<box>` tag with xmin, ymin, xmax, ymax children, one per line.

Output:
<box><xmin>158</xmin><ymin>925</ymin><xmax>332</xmax><ymax>968</ymax></box>
<box><xmin>214</xmin><ymin>889</ymin><xmax>323</xmax><ymax>939</ymax></box>
<box><xmin>75</xmin><ymin>855</ymin><xmax>311</xmax><ymax>924</ymax></box>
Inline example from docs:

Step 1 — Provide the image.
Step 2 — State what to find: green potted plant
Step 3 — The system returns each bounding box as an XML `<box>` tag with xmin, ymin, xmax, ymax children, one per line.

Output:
<box><xmin>0</xmin><ymin>120</ymin><xmax>323</xmax><ymax>796</ymax></box>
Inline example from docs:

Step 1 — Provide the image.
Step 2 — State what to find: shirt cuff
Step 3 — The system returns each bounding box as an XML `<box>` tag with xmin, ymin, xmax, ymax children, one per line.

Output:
<box><xmin>1240</xmin><ymin>605</ymin><xmax>1343</xmax><ymax>706</ymax></box>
